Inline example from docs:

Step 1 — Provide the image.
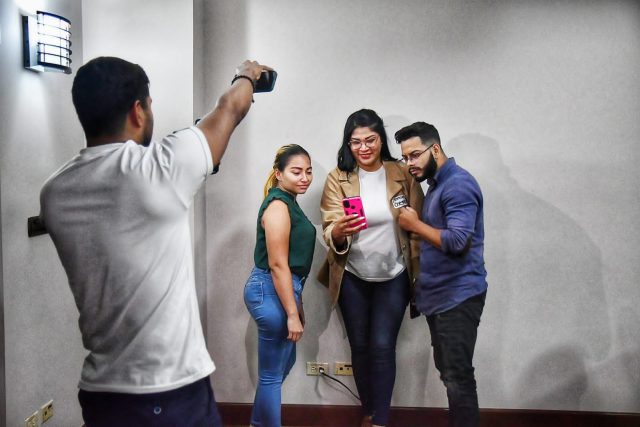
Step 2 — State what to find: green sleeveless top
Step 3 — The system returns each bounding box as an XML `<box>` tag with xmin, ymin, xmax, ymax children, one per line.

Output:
<box><xmin>254</xmin><ymin>187</ymin><xmax>316</xmax><ymax>278</ymax></box>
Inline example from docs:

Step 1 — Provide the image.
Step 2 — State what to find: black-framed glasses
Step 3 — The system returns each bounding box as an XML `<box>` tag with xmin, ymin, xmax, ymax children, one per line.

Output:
<box><xmin>400</xmin><ymin>144</ymin><xmax>433</xmax><ymax>164</ymax></box>
<box><xmin>348</xmin><ymin>134</ymin><xmax>379</xmax><ymax>149</ymax></box>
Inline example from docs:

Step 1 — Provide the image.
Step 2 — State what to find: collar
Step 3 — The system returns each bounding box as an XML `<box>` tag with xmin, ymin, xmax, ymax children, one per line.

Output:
<box><xmin>269</xmin><ymin>186</ymin><xmax>296</xmax><ymax>202</ymax></box>
<box><xmin>427</xmin><ymin>157</ymin><xmax>456</xmax><ymax>187</ymax></box>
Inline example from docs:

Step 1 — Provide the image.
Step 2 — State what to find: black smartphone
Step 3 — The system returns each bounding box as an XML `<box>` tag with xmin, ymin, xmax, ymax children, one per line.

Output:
<box><xmin>255</xmin><ymin>70</ymin><xmax>277</xmax><ymax>93</ymax></box>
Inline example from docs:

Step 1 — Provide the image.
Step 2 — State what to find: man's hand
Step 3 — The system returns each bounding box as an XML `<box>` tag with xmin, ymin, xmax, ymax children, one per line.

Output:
<box><xmin>234</xmin><ymin>60</ymin><xmax>272</xmax><ymax>83</ymax></box>
<box><xmin>398</xmin><ymin>206</ymin><xmax>421</xmax><ymax>233</ymax></box>
<box><xmin>196</xmin><ymin>59</ymin><xmax>273</xmax><ymax>171</ymax></box>
<box><xmin>399</xmin><ymin>206</ymin><xmax>443</xmax><ymax>249</ymax></box>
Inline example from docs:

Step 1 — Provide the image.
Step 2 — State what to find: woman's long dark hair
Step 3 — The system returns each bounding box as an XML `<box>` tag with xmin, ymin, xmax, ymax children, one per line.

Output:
<box><xmin>337</xmin><ymin>109</ymin><xmax>396</xmax><ymax>172</ymax></box>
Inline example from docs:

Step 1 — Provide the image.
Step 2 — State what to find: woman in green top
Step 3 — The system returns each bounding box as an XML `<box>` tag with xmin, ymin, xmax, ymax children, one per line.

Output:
<box><xmin>244</xmin><ymin>144</ymin><xmax>316</xmax><ymax>427</ymax></box>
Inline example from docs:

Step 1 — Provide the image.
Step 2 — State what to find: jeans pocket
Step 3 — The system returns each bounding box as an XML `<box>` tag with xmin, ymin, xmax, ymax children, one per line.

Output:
<box><xmin>244</xmin><ymin>280</ymin><xmax>264</xmax><ymax>310</ymax></box>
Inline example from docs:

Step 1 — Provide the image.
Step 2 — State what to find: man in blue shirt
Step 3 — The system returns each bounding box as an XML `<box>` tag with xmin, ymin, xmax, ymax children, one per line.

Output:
<box><xmin>395</xmin><ymin>122</ymin><xmax>487</xmax><ymax>427</ymax></box>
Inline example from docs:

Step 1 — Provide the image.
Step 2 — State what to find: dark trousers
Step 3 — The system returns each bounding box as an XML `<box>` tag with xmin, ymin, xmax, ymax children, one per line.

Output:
<box><xmin>338</xmin><ymin>270</ymin><xmax>410</xmax><ymax>426</ymax></box>
<box><xmin>427</xmin><ymin>292</ymin><xmax>486</xmax><ymax>427</ymax></box>
<box><xmin>78</xmin><ymin>377</ymin><xmax>222</xmax><ymax>427</ymax></box>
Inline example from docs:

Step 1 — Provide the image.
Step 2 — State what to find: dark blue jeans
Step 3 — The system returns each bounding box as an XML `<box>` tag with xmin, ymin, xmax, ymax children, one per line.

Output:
<box><xmin>426</xmin><ymin>291</ymin><xmax>486</xmax><ymax>427</ymax></box>
<box><xmin>338</xmin><ymin>269</ymin><xmax>410</xmax><ymax>426</ymax></box>
<box><xmin>78</xmin><ymin>377</ymin><xmax>222</xmax><ymax>427</ymax></box>
<box><xmin>244</xmin><ymin>267</ymin><xmax>304</xmax><ymax>427</ymax></box>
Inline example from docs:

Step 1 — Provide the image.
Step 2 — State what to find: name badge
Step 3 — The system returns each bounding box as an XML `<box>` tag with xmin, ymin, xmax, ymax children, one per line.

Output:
<box><xmin>392</xmin><ymin>194</ymin><xmax>408</xmax><ymax>209</ymax></box>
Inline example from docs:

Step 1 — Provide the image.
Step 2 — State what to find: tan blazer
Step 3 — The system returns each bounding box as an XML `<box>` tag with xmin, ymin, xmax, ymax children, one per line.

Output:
<box><xmin>317</xmin><ymin>161</ymin><xmax>424</xmax><ymax>306</ymax></box>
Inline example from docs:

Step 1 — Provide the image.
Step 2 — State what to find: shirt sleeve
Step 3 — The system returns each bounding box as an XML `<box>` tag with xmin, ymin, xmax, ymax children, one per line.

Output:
<box><xmin>439</xmin><ymin>178</ymin><xmax>480</xmax><ymax>256</ymax></box>
<box><xmin>155</xmin><ymin>126</ymin><xmax>214</xmax><ymax>201</ymax></box>
<box><xmin>320</xmin><ymin>171</ymin><xmax>351</xmax><ymax>254</ymax></box>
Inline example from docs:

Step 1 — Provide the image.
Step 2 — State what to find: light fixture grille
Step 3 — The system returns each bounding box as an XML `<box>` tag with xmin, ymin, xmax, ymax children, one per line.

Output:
<box><xmin>23</xmin><ymin>11</ymin><xmax>72</xmax><ymax>74</ymax></box>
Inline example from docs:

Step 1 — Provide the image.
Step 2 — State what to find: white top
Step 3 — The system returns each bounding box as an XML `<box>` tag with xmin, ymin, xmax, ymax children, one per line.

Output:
<box><xmin>346</xmin><ymin>166</ymin><xmax>405</xmax><ymax>281</ymax></box>
<box><xmin>40</xmin><ymin>127</ymin><xmax>215</xmax><ymax>393</ymax></box>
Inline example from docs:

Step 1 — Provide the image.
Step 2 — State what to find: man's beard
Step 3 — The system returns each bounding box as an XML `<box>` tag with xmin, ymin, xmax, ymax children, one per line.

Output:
<box><xmin>141</xmin><ymin>117</ymin><xmax>153</xmax><ymax>147</ymax></box>
<box><xmin>415</xmin><ymin>151</ymin><xmax>437</xmax><ymax>182</ymax></box>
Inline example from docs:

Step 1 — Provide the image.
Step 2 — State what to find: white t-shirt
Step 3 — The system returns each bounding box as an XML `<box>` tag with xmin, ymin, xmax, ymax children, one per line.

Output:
<box><xmin>346</xmin><ymin>166</ymin><xmax>405</xmax><ymax>281</ymax></box>
<box><xmin>40</xmin><ymin>127</ymin><xmax>215</xmax><ymax>393</ymax></box>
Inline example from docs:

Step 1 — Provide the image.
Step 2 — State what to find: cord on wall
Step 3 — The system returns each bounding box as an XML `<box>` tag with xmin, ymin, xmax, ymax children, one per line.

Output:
<box><xmin>318</xmin><ymin>366</ymin><xmax>360</xmax><ymax>402</ymax></box>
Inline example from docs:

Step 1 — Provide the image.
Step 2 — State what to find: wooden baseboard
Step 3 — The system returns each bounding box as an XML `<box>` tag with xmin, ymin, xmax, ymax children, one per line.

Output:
<box><xmin>218</xmin><ymin>403</ymin><xmax>640</xmax><ymax>427</ymax></box>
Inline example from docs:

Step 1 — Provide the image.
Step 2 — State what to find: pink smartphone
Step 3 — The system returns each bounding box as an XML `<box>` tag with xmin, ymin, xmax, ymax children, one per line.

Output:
<box><xmin>342</xmin><ymin>196</ymin><xmax>368</xmax><ymax>230</ymax></box>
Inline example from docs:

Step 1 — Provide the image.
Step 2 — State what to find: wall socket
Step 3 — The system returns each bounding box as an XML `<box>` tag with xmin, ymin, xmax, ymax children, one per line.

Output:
<box><xmin>41</xmin><ymin>400</ymin><xmax>54</xmax><ymax>423</ymax></box>
<box><xmin>306</xmin><ymin>361</ymin><xmax>329</xmax><ymax>375</ymax></box>
<box><xmin>334</xmin><ymin>362</ymin><xmax>353</xmax><ymax>376</ymax></box>
<box><xmin>24</xmin><ymin>411</ymin><xmax>38</xmax><ymax>427</ymax></box>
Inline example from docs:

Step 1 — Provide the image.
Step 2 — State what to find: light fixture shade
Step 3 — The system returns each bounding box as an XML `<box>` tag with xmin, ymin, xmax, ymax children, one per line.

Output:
<box><xmin>22</xmin><ymin>11</ymin><xmax>72</xmax><ymax>74</ymax></box>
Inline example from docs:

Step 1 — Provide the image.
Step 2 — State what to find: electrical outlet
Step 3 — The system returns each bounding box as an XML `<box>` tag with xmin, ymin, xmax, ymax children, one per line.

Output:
<box><xmin>24</xmin><ymin>411</ymin><xmax>38</xmax><ymax>427</ymax></box>
<box><xmin>335</xmin><ymin>362</ymin><xmax>353</xmax><ymax>376</ymax></box>
<box><xmin>40</xmin><ymin>400</ymin><xmax>54</xmax><ymax>423</ymax></box>
<box><xmin>306</xmin><ymin>361</ymin><xmax>329</xmax><ymax>376</ymax></box>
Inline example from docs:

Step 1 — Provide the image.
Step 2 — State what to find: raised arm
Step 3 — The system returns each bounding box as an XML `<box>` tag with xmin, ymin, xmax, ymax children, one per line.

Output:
<box><xmin>196</xmin><ymin>60</ymin><xmax>272</xmax><ymax>169</ymax></box>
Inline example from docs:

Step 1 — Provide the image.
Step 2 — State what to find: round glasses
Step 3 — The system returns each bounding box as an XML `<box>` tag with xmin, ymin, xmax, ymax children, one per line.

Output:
<box><xmin>348</xmin><ymin>135</ymin><xmax>379</xmax><ymax>150</ymax></box>
<box><xmin>400</xmin><ymin>144</ymin><xmax>433</xmax><ymax>164</ymax></box>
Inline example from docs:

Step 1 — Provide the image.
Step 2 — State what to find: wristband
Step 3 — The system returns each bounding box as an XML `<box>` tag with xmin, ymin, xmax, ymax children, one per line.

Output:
<box><xmin>231</xmin><ymin>74</ymin><xmax>255</xmax><ymax>92</ymax></box>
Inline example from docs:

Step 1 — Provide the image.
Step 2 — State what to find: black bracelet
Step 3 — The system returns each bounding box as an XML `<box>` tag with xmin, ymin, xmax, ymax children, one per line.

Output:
<box><xmin>231</xmin><ymin>74</ymin><xmax>255</xmax><ymax>92</ymax></box>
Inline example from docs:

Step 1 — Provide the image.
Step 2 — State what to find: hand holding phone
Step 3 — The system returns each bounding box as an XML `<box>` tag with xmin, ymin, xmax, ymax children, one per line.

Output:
<box><xmin>342</xmin><ymin>196</ymin><xmax>368</xmax><ymax>230</ymax></box>
<box><xmin>255</xmin><ymin>70</ymin><xmax>278</xmax><ymax>93</ymax></box>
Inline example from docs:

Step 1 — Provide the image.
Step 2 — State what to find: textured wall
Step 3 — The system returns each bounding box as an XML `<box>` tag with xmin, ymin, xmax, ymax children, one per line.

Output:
<box><xmin>0</xmin><ymin>1</ymin><xmax>85</xmax><ymax>426</ymax></box>
<box><xmin>200</xmin><ymin>0</ymin><xmax>640</xmax><ymax>412</ymax></box>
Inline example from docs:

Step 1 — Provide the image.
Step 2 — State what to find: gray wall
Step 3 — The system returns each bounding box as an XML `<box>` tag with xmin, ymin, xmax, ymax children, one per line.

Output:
<box><xmin>0</xmin><ymin>1</ymin><xmax>85</xmax><ymax>426</ymax></box>
<box><xmin>199</xmin><ymin>0</ymin><xmax>640</xmax><ymax>412</ymax></box>
<box><xmin>1</xmin><ymin>2</ymin><xmax>638</xmax><ymax>425</ymax></box>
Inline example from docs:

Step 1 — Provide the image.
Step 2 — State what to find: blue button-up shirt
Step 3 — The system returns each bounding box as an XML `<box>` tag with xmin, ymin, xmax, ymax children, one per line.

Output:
<box><xmin>417</xmin><ymin>158</ymin><xmax>488</xmax><ymax>315</ymax></box>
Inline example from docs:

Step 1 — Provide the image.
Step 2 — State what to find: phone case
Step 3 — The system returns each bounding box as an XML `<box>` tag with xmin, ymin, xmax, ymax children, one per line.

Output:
<box><xmin>255</xmin><ymin>70</ymin><xmax>278</xmax><ymax>93</ymax></box>
<box><xmin>342</xmin><ymin>196</ymin><xmax>368</xmax><ymax>230</ymax></box>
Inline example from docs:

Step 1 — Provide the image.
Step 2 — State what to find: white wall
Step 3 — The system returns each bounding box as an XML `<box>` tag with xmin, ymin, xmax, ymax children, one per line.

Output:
<box><xmin>200</xmin><ymin>0</ymin><xmax>640</xmax><ymax>412</ymax></box>
<box><xmin>82</xmin><ymin>0</ymin><xmax>194</xmax><ymax>140</ymax></box>
<box><xmin>0</xmin><ymin>1</ymin><xmax>85</xmax><ymax>426</ymax></box>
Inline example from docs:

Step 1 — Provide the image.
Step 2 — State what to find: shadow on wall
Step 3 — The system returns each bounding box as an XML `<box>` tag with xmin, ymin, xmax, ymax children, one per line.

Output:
<box><xmin>447</xmin><ymin>134</ymin><xmax>610</xmax><ymax>408</ymax></box>
<box><xmin>519</xmin><ymin>345</ymin><xmax>590</xmax><ymax>409</ymax></box>
<box><xmin>614</xmin><ymin>307</ymin><xmax>640</xmax><ymax>408</ymax></box>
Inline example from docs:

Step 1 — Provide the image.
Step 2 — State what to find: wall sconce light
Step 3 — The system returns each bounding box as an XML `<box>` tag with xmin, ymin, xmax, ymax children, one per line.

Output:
<box><xmin>22</xmin><ymin>11</ymin><xmax>72</xmax><ymax>74</ymax></box>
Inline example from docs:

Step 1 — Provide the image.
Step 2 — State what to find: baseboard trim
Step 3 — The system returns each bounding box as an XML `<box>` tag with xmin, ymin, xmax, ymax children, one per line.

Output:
<box><xmin>218</xmin><ymin>402</ymin><xmax>640</xmax><ymax>427</ymax></box>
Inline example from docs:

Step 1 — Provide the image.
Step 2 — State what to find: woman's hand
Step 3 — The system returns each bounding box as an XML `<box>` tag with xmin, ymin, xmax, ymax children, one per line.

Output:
<box><xmin>331</xmin><ymin>214</ymin><xmax>365</xmax><ymax>248</ymax></box>
<box><xmin>287</xmin><ymin>314</ymin><xmax>304</xmax><ymax>342</ymax></box>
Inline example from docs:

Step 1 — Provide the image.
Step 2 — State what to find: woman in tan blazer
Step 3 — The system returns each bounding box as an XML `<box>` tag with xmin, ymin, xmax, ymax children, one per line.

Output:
<box><xmin>318</xmin><ymin>109</ymin><xmax>423</xmax><ymax>427</ymax></box>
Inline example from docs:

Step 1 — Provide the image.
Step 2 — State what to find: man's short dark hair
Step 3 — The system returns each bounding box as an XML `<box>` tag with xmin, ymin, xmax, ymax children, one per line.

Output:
<box><xmin>394</xmin><ymin>122</ymin><xmax>441</xmax><ymax>146</ymax></box>
<box><xmin>72</xmin><ymin>57</ymin><xmax>150</xmax><ymax>138</ymax></box>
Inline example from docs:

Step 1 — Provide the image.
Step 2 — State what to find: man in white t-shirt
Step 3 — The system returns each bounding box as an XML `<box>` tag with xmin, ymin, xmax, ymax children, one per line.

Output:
<box><xmin>40</xmin><ymin>56</ymin><xmax>269</xmax><ymax>426</ymax></box>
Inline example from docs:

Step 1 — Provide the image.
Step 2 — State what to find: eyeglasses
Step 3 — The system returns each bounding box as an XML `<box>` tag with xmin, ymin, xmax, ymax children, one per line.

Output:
<box><xmin>400</xmin><ymin>144</ymin><xmax>433</xmax><ymax>164</ymax></box>
<box><xmin>349</xmin><ymin>135</ymin><xmax>379</xmax><ymax>150</ymax></box>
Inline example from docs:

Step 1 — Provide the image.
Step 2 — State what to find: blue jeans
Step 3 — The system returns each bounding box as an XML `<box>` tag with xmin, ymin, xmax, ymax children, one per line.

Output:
<box><xmin>244</xmin><ymin>267</ymin><xmax>304</xmax><ymax>427</ymax></box>
<box><xmin>338</xmin><ymin>269</ymin><xmax>410</xmax><ymax>426</ymax></box>
<box><xmin>426</xmin><ymin>291</ymin><xmax>486</xmax><ymax>427</ymax></box>
<box><xmin>78</xmin><ymin>377</ymin><xmax>222</xmax><ymax>427</ymax></box>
